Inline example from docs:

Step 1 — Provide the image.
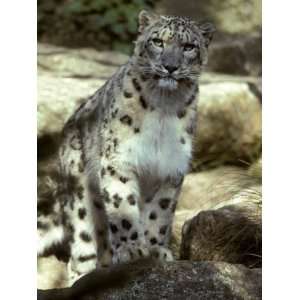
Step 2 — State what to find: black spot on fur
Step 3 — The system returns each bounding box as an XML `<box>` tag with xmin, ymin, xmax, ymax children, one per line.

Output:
<box><xmin>177</xmin><ymin>110</ymin><xmax>186</xmax><ymax>118</ymax></box>
<box><xmin>171</xmin><ymin>202</ymin><xmax>177</xmax><ymax>212</ymax></box>
<box><xmin>113</xmin><ymin>138</ymin><xmax>118</xmax><ymax>148</ymax></box>
<box><xmin>124</xmin><ymin>91</ymin><xmax>133</xmax><ymax>98</ymax></box>
<box><xmin>111</xmin><ymin>108</ymin><xmax>119</xmax><ymax>118</ymax></box>
<box><xmin>134</xmin><ymin>127</ymin><xmax>140</xmax><ymax>133</ymax></box>
<box><xmin>110</xmin><ymin>223</ymin><xmax>118</xmax><ymax>234</ymax></box>
<box><xmin>102</xmin><ymin>188</ymin><xmax>110</xmax><ymax>203</ymax></box>
<box><xmin>80</xmin><ymin>231</ymin><xmax>92</xmax><ymax>242</ymax></box>
<box><xmin>132</xmin><ymin>78</ymin><xmax>142</xmax><ymax>91</ymax></box>
<box><xmin>130</xmin><ymin>232</ymin><xmax>138</xmax><ymax>240</ymax></box>
<box><xmin>94</xmin><ymin>200</ymin><xmax>103</xmax><ymax>210</ymax></box>
<box><xmin>159</xmin><ymin>198</ymin><xmax>171</xmax><ymax>210</ymax></box>
<box><xmin>113</xmin><ymin>194</ymin><xmax>122</xmax><ymax>208</ymax></box>
<box><xmin>141</xmin><ymin>75</ymin><xmax>147</xmax><ymax>82</ymax></box>
<box><xmin>78</xmin><ymin>254</ymin><xmax>96</xmax><ymax>263</ymax></box>
<box><xmin>145</xmin><ymin>197</ymin><xmax>152</xmax><ymax>203</ymax></box>
<box><xmin>37</xmin><ymin>221</ymin><xmax>49</xmax><ymax>230</ymax></box>
<box><xmin>150</xmin><ymin>237</ymin><xmax>158</xmax><ymax>245</ymax></box>
<box><xmin>70</xmin><ymin>134</ymin><xmax>82</xmax><ymax>150</ymax></box>
<box><xmin>121</xmin><ymin>219</ymin><xmax>132</xmax><ymax>230</ymax></box>
<box><xmin>77</xmin><ymin>186</ymin><xmax>84</xmax><ymax>200</ymax></box>
<box><xmin>78</xmin><ymin>208</ymin><xmax>86</xmax><ymax>219</ymax></box>
<box><xmin>107</xmin><ymin>165</ymin><xmax>116</xmax><ymax>176</ymax></box>
<box><xmin>78</xmin><ymin>162</ymin><xmax>84</xmax><ymax>173</ymax></box>
<box><xmin>180</xmin><ymin>137</ymin><xmax>186</xmax><ymax>144</ymax></box>
<box><xmin>120</xmin><ymin>115</ymin><xmax>132</xmax><ymax>126</ymax></box>
<box><xmin>186</xmin><ymin>125</ymin><xmax>194</xmax><ymax>135</ymax></box>
<box><xmin>127</xmin><ymin>194</ymin><xmax>136</xmax><ymax>205</ymax></box>
<box><xmin>120</xmin><ymin>176</ymin><xmax>129</xmax><ymax>184</ymax></box>
<box><xmin>138</xmin><ymin>248</ymin><xmax>144</xmax><ymax>256</ymax></box>
<box><xmin>186</xmin><ymin>93</ymin><xmax>196</xmax><ymax>106</ymax></box>
<box><xmin>120</xmin><ymin>236</ymin><xmax>127</xmax><ymax>242</ymax></box>
<box><xmin>159</xmin><ymin>225</ymin><xmax>168</xmax><ymax>235</ymax></box>
<box><xmin>144</xmin><ymin>230</ymin><xmax>149</xmax><ymax>236</ymax></box>
<box><xmin>101</xmin><ymin>168</ymin><xmax>106</xmax><ymax>178</ymax></box>
<box><xmin>139</xmin><ymin>96</ymin><xmax>148</xmax><ymax>109</ymax></box>
<box><xmin>53</xmin><ymin>218</ymin><xmax>60</xmax><ymax>226</ymax></box>
<box><xmin>149</xmin><ymin>211</ymin><xmax>157</xmax><ymax>220</ymax></box>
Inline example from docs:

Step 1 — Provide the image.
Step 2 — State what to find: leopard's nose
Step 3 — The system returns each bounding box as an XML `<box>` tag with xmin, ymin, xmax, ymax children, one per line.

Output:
<box><xmin>163</xmin><ymin>65</ymin><xmax>178</xmax><ymax>74</ymax></box>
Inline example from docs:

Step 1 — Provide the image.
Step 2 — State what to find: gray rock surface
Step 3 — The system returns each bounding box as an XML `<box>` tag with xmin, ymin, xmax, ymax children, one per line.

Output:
<box><xmin>207</xmin><ymin>32</ymin><xmax>262</xmax><ymax>76</ymax></box>
<box><xmin>193</xmin><ymin>81</ymin><xmax>261</xmax><ymax>169</ymax></box>
<box><xmin>171</xmin><ymin>161</ymin><xmax>261</xmax><ymax>259</ymax></box>
<box><xmin>180</xmin><ymin>201</ymin><xmax>262</xmax><ymax>268</ymax></box>
<box><xmin>157</xmin><ymin>0</ymin><xmax>261</xmax><ymax>34</ymax></box>
<box><xmin>38</xmin><ymin>260</ymin><xmax>261</xmax><ymax>300</ymax></box>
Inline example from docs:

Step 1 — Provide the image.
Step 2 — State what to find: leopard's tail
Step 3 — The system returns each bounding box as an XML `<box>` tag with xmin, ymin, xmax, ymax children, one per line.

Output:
<box><xmin>38</xmin><ymin>172</ymin><xmax>65</xmax><ymax>256</ymax></box>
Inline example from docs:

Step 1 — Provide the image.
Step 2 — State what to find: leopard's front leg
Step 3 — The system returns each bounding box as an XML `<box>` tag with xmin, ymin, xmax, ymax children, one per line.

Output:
<box><xmin>100</xmin><ymin>166</ymin><xmax>149</xmax><ymax>264</ymax></box>
<box><xmin>142</xmin><ymin>176</ymin><xmax>183</xmax><ymax>262</ymax></box>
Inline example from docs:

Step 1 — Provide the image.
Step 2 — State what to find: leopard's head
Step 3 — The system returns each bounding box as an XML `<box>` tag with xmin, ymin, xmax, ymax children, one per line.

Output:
<box><xmin>133</xmin><ymin>11</ymin><xmax>215</xmax><ymax>91</ymax></box>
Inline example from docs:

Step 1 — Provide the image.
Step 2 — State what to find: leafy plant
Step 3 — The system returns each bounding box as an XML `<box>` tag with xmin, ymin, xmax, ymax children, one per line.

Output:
<box><xmin>38</xmin><ymin>0</ymin><xmax>158</xmax><ymax>53</ymax></box>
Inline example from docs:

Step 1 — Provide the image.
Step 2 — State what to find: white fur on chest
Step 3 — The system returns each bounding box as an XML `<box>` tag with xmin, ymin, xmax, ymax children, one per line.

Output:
<box><xmin>119</xmin><ymin>112</ymin><xmax>191</xmax><ymax>180</ymax></box>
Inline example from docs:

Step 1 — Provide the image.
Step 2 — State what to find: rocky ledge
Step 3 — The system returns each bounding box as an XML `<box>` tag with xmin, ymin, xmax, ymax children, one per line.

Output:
<box><xmin>38</xmin><ymin>260</ymin><xmax>261</xmax><ymax>300</ymax></box>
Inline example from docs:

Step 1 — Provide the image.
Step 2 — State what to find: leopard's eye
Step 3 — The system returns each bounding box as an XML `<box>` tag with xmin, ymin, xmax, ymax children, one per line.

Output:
<box><xmin>183</xmin><ymin>43</ymin><xmax>196</xmax><ymax>52</ymax></box>
<box><xmin>152</xmin><ymin>38</ymin><xmax>164</xmax><ymax>48</ymax></box>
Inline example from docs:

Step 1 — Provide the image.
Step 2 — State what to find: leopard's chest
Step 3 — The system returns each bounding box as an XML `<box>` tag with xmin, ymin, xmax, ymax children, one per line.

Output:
<box><xmin>119</xmin><ymin>112</ymin><xmax>192</xmax><ymax>181</ymax></box>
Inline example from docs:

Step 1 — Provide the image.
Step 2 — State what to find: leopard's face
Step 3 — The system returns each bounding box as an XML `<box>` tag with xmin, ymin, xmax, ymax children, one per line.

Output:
<box><xmin>134</xmin><ymin>11</ymin><xmax>215</xmax><ymax>90</ymax></box>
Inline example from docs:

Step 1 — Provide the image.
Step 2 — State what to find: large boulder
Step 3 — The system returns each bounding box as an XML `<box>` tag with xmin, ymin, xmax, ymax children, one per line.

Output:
<box><xmin>193</xmin><ymin>82</ymin><xmax>261</xmax><ymax>170</ymax></box>
<box><xmin>38</xmin><ymin>75</ymin><xmax>104</xmax><ymax>138</ymax></box>
<box><xmin>38</xmin><ymin>43</ymin><xmax>128</xmax><ymax>78</ymax></box>
<box><xmin>37</xmin><ymin>43</ymin><xmax>125</xmax><ymax>138</ymax></box>
<box><xmin>171</xmin><ymin>160</ymin><xmax>261</xmax><ymax>259</ymax></box>
<box><xmin>38</xmin><ymin>256</ymin><xmax>68</xmax><ymax>290</ymax></box>
<box><xmin>176</xmin><ymin>166</ymin><xmax>255</xmax><ymax>211</ymax></box>
<box><xmin>180</xmin><ymin>200</ymin><xmax>262</xmax><ymax>268</ymax></box>
<box><xmin>38</xmin><ymin>260</ymin><xmax>261</xmax><ymax>300</ymax></box>
<box><xmin>157</xmin><ymin>0</ymin><xmax>261</xmax><ymax>34</ymax></box>
<box><xmin>207</xmin><ymin>32</ymin><xmax>262</xmax><ymax>76</ymax></box>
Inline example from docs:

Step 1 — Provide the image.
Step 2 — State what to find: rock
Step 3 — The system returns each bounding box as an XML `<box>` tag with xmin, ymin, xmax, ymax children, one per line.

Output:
<box><xmin>207</xmin><ymin>32</ymin><xmax>262</xmax><ymax>76</ymax></box>
<box><xmin>180</xmin><ymin>200</ymin><xmax>262</xmax><ymax>268</ymax></box>
<box><xmin>38</xmin><ymin>43</ymin><xmax>128</xmax><ymax>79</ymax></box>
<box><xmin>170</xmin><ymin>209</ymin><xmax>198</xmax><ymax>259</ymax></box>
<box><xmin>157</xmin><ymin>0</ymin><xmax>261</xmax><ymax>34</ymax></box>
<box><xmin>38</xmin><ymin>255</ymin><xmax>68</xmax><ymax>289</ymax></box>
<box><xmin>38</xmin><ymin>260</ymin><xmax>261</xmax><ymax>300</ymax></box>
<box><xmin>170</xmin><ymin>162</ymin><xmax>261</xmax><ymax>259</ymax></box>
<box><xmin>37</xmin><ymin>75</ymin><xmax>105</xmax><ymax>137</ymax></box>
<box><xmin>176</xmin><ymin>166</ymin><xmax>260</xmax><ymax>212</ymax></box>
<box><xmin>247</xmin><ymin>157</ymin><xmax>262</xmax><ymax>179</ymax></box>
<box><xmin>37</xmin><ymin>43</ymin><xmax>126</xmax><ymax>138</ymax></box>
<box><xmin>193</xmin><ymin>82</ymin><xmax>261</xmax><ymax>170</ymax></box>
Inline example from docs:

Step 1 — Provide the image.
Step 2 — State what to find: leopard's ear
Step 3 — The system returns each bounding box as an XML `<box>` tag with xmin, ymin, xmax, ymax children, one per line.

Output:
<box><xmin>138</xmin><ymin>10</ymin><xmax>159</xmax><ymax>33</ymax></box>
<box><xmin>198</xmin><ymin>22</ymin><xmax>216</xmax><ymax>47</ymax></box>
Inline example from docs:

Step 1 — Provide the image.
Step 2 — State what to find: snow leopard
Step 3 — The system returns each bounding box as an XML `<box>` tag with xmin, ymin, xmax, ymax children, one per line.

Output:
<box><xmin>37</xmin><ymin>10</ymin><xmax>215</xmax><ymax>285</ymax></box>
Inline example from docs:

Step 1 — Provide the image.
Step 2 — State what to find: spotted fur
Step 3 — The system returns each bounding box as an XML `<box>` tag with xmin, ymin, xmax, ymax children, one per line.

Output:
<box><xmin>37</xmin><ymin>10</ymin><xmax>215</xmax><ymax>285</ymax></box>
